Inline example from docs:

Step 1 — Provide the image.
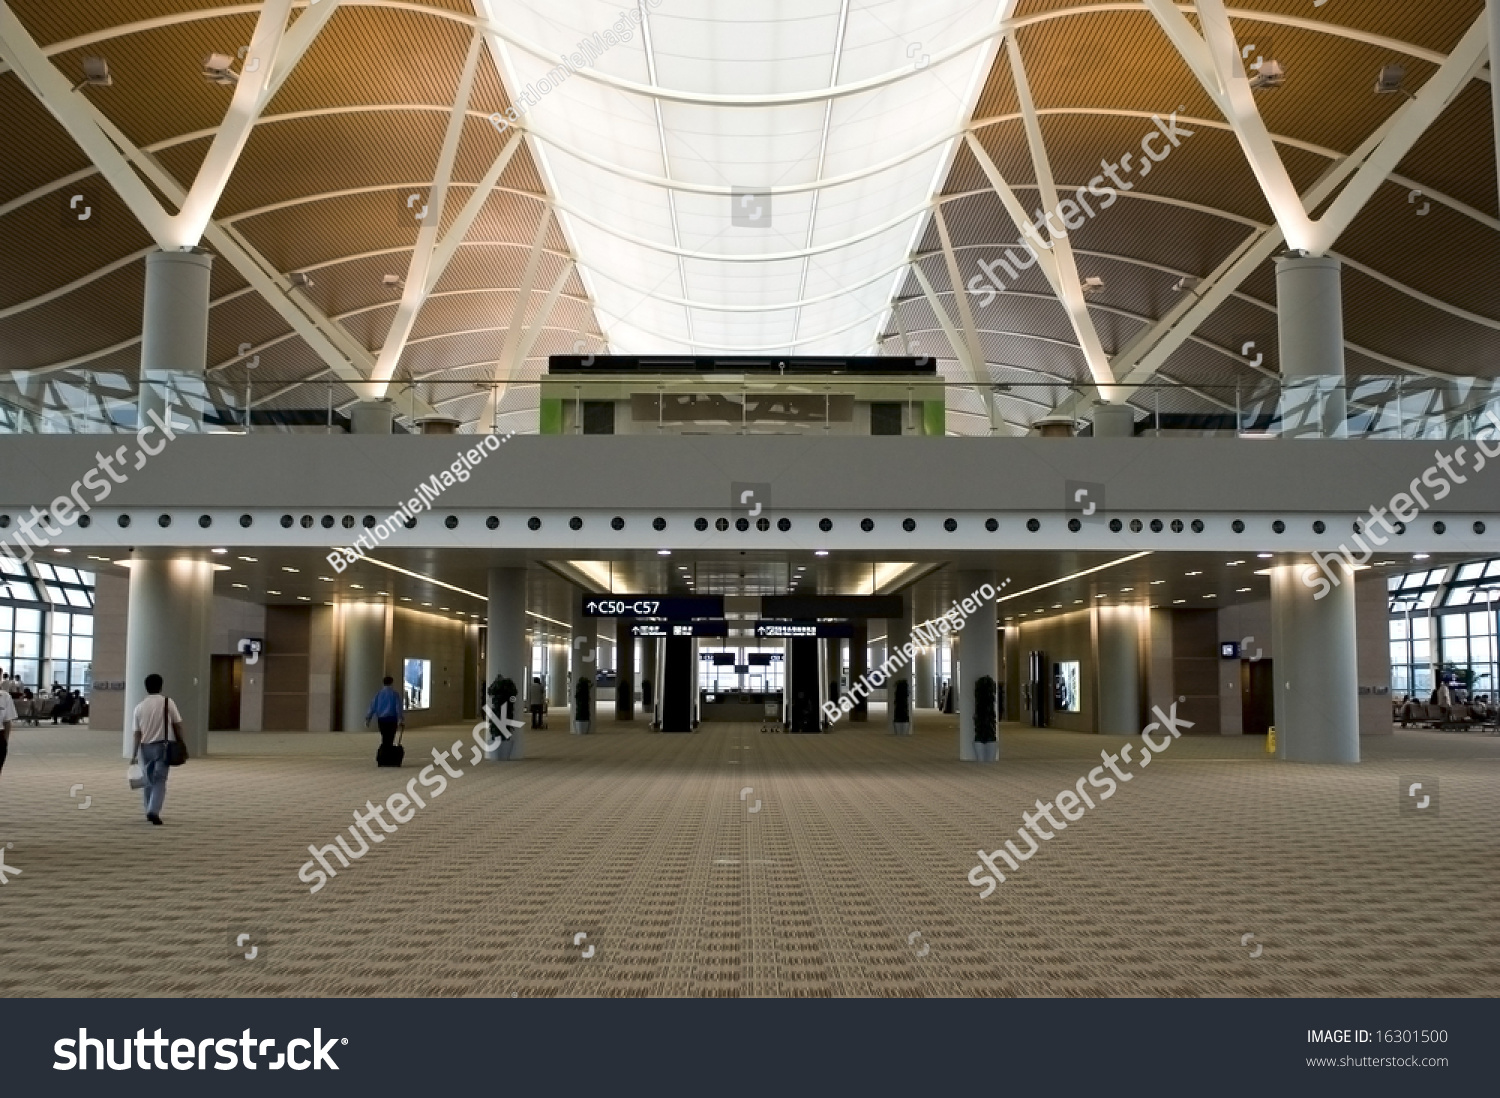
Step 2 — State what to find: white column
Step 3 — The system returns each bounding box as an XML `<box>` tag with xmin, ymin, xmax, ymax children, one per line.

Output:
<box><xmin>1096</xmin><ymin>605</ymin><xmax>1143</xmax><ymax>734</ymax></box>
<box><xmin>139</xmin><ymin>250</ymin><xmax>213</xmax><ymax>432</ymax></box>
<box><xmin>1491</xmin><ymin>0</ymin><xmax>1500</xmax><ymax>212</ymax></box>
<box><xmin>914</xmin><ymin>643</ymin><xmax>935</xmax><ymax>708</ymax></box>
<box><xmin>548</xmin><ymin>642</ymin><xmax>568</xmax><ymax>707</ymax></box>
<box><xmin>1271</xmin><ymin>562</ymin><xmax>1360</xmax><ymax>763</ymax></box>
<box><xmin>122</xmin><ymin>554</ymin><xmax>214</xmax><ymax>758</ymax></box>
<box><xmin>956</xmin><ymin>572</ymin><xmax>998</xmax><ymax>761</ymax></box>
<box><xmin>1276</xmin><ymin>255</ymin><xmax>1346</xmax><ymax>438</ymax></box>
<box><xmin>487</xmin><ymin>567</ymin><xmax>528</xmax><ymax>757</ymax></box>
<box><xmin>340</xmin><ymin>602</ymin><xmax>387</xmax><ymax>732</ymax></box>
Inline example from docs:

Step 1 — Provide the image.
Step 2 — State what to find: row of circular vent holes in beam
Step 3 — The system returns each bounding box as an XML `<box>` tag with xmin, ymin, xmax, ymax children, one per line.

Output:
<box><xmin>0</xmin><ymin>513</ymin><xmax>1487</xmax><ymax>537</ymax></box>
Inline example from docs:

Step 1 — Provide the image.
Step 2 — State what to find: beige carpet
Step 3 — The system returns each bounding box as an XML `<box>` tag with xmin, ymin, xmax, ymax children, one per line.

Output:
<box><xmin>0</xmin><ymin>716</ymin><xmax>1496</xmax><ymax>997</ymax></box>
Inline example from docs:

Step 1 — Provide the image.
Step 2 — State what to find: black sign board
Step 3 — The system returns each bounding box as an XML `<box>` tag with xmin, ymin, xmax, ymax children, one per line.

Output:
<box><xmin>753</xmin><ymin>620</ymin><xmax>855</xmax><ymax>639</ymax></box>
<box><xmin>584</xmin><ymin>596</ymin><xmax>725</xmax><ymax>618</ymax></box>
<box><xmin>630</xmin><ymin>621</ymin><xmax>729</xmax><ymax>638</ymax></box>
<box><xmin>549</xmin><ymin>355</ymin><xmax>932</xmax><ymax>376</ymax></box>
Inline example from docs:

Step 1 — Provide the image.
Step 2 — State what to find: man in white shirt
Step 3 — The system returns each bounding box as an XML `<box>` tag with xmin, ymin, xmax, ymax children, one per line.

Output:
<box><xmin>129</xmin><ymin>673</ymin><xmax>184</xmax><ymax>825</ymax></box>
<box><xmin>0</xmin><ymin>685</ymin><xmax>15</xmax><ymax>778</ymax></box>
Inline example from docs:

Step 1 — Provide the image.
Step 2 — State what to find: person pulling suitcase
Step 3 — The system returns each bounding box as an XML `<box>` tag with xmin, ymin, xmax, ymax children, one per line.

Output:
<box><xmin>366</xmin><ymin>676</ymin><xmax>405</xmax><ymax>766</ymax></box>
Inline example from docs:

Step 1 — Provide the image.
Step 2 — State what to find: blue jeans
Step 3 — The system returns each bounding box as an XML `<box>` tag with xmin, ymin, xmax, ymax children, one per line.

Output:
<box><xmin>139</xmin><ymin>740</ymin><xmax>170</xmax><ymax>818</ymax></box>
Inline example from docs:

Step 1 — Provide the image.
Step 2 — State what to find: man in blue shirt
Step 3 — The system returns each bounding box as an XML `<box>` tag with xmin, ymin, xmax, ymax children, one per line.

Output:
<box><xmin>365</xmin><ymin>675</ymin><xmax>404</xmax><ymax>750</ymax></box>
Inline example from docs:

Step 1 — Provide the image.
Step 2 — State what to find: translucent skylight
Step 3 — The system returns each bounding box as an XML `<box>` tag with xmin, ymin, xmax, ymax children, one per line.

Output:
<box><xmin>477</xmin><ymin>0</ymin><xmax>1011</xmax><ymax>355</ymax></box>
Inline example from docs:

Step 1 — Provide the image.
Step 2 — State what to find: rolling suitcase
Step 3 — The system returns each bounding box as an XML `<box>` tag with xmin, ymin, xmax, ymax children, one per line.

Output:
<box><xmin>376</xmin><ymin>726</ymin><xmax>405</xmax><ymax>767</ymax></box>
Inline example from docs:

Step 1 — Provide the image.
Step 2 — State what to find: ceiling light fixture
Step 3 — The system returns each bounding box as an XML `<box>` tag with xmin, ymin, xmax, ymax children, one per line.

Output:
<box><xmin>73</xmin><ymin>56</ymin><xmax>113</xmax><ymax>91</ymax></box>
<box><xmin>201</xmin><ymin>52</ymin><xmax>239</xmax><ymax>86</ymax></box>
<box><xmin>1374</xmin><ymin>64</ymin><xmax>1413</xmax><ymax>98</ymax></box>
<box><xmin>1249</xmin><ymin>59</ymin><xmax>1285</xmax><ymax>91</ymax></box>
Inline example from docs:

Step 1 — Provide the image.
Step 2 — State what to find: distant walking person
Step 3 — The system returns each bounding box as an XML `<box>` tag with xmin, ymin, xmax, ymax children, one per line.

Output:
<box><xmin>366</xmin><ymin>675</ymin><xmax>404</xmax><ymax>749</ymax></box>
<box><xmin>528</xmin><ymin>676</ymin><xmax>546</xmax><ymax>729</ymax></box>
<box><xmin>0</xmin><ymin>682</ymin><xmax>15</xmax><ymax>779</ymax></box>
<box><xmin>130</xmin><ymin>674</ymin><xmax>184</xmax><ymax>825</ymax></box>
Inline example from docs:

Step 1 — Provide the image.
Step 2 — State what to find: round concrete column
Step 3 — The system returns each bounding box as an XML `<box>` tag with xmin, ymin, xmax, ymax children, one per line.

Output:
<box><xmin>1096</xmin><ymin>605</ymin><xmax>1143</xmax><ymax>734</ymax></box>
<box><xmin>487</xmin><ymin>567</ymin><xmax>528</xmax><ymax>757</ymax></box>
<box><xmin>351</xmin><ymin>400</ymin><xmax>396</xmax><ymax>435</ymax></box>
<box><xmin>1092</xmin><ymin>404</ymin><xmax>1136</xmax><ymax>438</ymax></box>
<box><xmin>1276</xmin><ymin>255</ymin><xmax>1346</xmax><ymax>438</ymax></box>
<box><xmin>548</xmin><ymin>642</ymin><xmax>568</xmax><ymax>707</ymax></box>
<box><xmin>1270</xmin><ymin>561</ymin><xmax>1360</xmax><ymax>763</ymax></box>
<box><xmin>121</xmin><ymin>554</ymin><xmax>214</xmax><ymax>758</ymax></box>
<box><xmin>915</xmin><ymin>643</ymin><xmax>936</xmax><ymax>708</ymax></box>
<box><xmin>139</xmin><ymin>250</ymin><xmax>213</xmax><ymax>432</ymax></box>
<box><xmin>340</xmin><ymin>602</ymin><xmax>387</xmax><ymax>732</ymax></box>
<box><xmin>955</xmin><ymin>573</ymin><xmax>999</xmax><ymax>761</ymax></box>
<box><xmin>887</xmin><ymin>605</ymin><xmax>914</xmax><ymax>734</ymax></box>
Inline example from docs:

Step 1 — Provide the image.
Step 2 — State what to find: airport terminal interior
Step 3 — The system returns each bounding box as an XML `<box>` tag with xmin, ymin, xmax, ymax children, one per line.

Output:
<box><xmin>0</xmin><ymin>0</ymin><xmax>1498</xmax><ymax>998</ymax></box>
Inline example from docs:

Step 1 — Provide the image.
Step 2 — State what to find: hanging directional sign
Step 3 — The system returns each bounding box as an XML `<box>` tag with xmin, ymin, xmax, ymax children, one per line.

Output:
<box><xmin>753</xmin><ymin>620</ymin><xmax>854</xmax><ymax>638</ymax></box>
<box><xmin>630</xmin><ymin>621</ymin><xmax>729</xmax><ymax>638</ymax></box>
<box><xmin>582</xmin><ymin>595</ymin><xmax>724</xmax><ymax>618</ymax></box>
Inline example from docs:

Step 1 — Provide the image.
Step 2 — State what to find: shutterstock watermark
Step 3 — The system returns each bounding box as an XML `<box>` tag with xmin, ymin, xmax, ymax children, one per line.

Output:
<box><xmin>822</xmin><ymin>579</ymin><xmax>1010</xmax><ymax>727</ymax></box>
<box><xmin>297</xmin><ymin>706</ymin><xmax>521</xmax><ymax>893</ymax></box>
<box><xmin>326</xmin><ymin>433</ymin><xmax>513</xmax><ymax>573</ymax></box>
<box><xmin>966</xmin><ymin>112</ymin><xmax>1195</xmax><ymax>306</ymax></box>
<box><xmin>1302</xmin><ymin>410</ymin><xmax>1500</xmax><ymax>599</ymax></box>
<box><xmin>0</xmin><ymin>401</ymin><xmax>179</xmax><ymax>566</ymax></box>
<box><xmin>488</xmin><ymin>0</ymin><xmax>664</xmax><ymax>136</ymax></box>
<box><xmin>966</xmin><ymin>702</ymin><xmax>1193</xmax><ymax>897</ymax></box>
<box><xmin>54</xmin><ymin>1028</ymin><xmax>344</xmax><ymax>1071</ymax></box>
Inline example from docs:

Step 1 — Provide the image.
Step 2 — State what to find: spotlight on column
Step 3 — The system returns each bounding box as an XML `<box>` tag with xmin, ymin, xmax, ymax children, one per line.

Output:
<box><xmin>72</xmin><ymin>56</ymin><xmax>113</xmax><ymax>91</ymax></box>
<box><xmin>1374</xmin><ymin>64</ymin><xmax>1413</xmax><ymax>98</ymax></box>
<box><xmin>202</xmin><ymin>53</ymin><xmax>240</xmax><ymax>86</ymax></box>
<box><xmin>1171</xmin><ymin>276</ymin><xmax>1198</xmax><ymax>293</ymax></box>
<box><xmin>290</xmin><ymin>271</ymin><xmax>315</xmax><ymax>289</ymax></box>
<box><xmin>1081</xmin><ymin>276</ymin><xmax>1105</xmax><ymax>297</ymax></box>
<box><xmin>1248</xmin><ymin>59</ymin><xmax>1284</xmax><ymax>91</ymax></box>
<box><xmin>382</xmin><ymin>274</ymin><xmax>405</xmax><ymax>290</ymax></box>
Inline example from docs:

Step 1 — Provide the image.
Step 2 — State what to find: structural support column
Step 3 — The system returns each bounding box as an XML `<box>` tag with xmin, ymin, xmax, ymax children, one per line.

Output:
<box><xmin>1276</xmin><ymin>255</ymin><xmax>1346</xmax><ymax>438</ymax></box>
<box><xmin>956</xmin><ymin>572</ymin><xmax>998</xmax><ymax>761</ymax></box>
<box><xmin>487</xmin><ymin>567</ymin><xmax>528</xmax><ymax>757</ymax></box>
<box><xmin>1096</xmin><ymin>606</ymin><xmax>1143</xmax><ymax>734</ymax></box>
<box><xmin>350</xmin><ymin>400</ymin><xmax>395</xmax><ymax>435</ymax></box>
<box><xmin>915</xmin><ymin>643</ymin><xmax>936</xmax><ymax>708</ymax></box>
<box><xmin>548</xmin><ymin>642</ymin><xmax>568</xmax><ymax>707</ymax></box>
<box><xmin>139</xmin><ymin>250</ymin><xmax>213</xmax><ymax>432</ymax></box>
<box><xmin>888</xmin><ymin>604</ymin><xmax>914</xmax><ymax>735</ymax></box>
<box><xmin>849</xmin><ymin>620</ymin><xmax>869</xmax><ymax>721</ymax></box>
<box><xmin>121</xmin><ymin>554</ymin><xmax>214</xmax><ymax>758</ymax></box>
<box><xmin>639</xmin><ymin>636</ymin><xmax>658</xmax><ymax>721</ymax></box>
<box><xmin>1270</xmin><ymin>562</ymin><xmax>1360</xmax><ymax>763</ymax></box>
<box><xmin>1490</xmin><ymin>0</ymin><xmax>1500</xmax><ymax>209</ymax></box>
<box><xmin>340</xmin><ymin>602</ymin><xmax>388</xmax><ymax>732</ymax></box>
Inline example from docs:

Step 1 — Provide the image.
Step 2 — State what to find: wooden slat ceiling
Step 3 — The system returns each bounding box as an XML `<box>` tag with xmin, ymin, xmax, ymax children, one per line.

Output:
<box><xmin>890</xmin><ymin>0</ymin><xmax>1499</xmax><ymax>433</ymax></box>
<box><xmin>0</xmin><ymin>2</ymin><xmax>1495</xmax><ymax>437</ymax></box>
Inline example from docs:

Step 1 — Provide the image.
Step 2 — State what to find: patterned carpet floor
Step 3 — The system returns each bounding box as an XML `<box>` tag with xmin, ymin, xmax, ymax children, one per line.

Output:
<box><xmin>0</xmin><ymin>715</ymin><xmax>1496</xmax><ymax>997</ymax></box>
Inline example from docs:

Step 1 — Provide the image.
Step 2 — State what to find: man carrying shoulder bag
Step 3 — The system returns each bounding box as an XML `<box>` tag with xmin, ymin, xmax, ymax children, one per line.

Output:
<box><xmin>130</xmin><ymin>673</ymin><xmax>186</xmax><ymax>825</ymax></box>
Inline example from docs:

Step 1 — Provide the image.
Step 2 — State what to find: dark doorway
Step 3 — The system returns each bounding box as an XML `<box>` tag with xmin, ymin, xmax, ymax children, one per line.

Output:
<box><xmin>660</xmin><ymin>635</ymin><xmax>693</xmax><ymax>732</ymax></box>
<box><xmin>789</xmin><ymin>637</ymin><xmax>820</xmax><ymax>733</ymax></box>
<box><xmin>870</xmin><ymin>402</ymin><xmax>903</xmax><ymax>435</ymax></box>
<box><xmin>1242</xmin><ymin>659</ymin><xmax>1274</xmax><ymax>736</ymax></box>
<box><xmin>581</xmin><ymin>400</ymin><xmax>616</xmax><ymax>434</ymax></box>
<box><xmin>208</xmin><ymin>655</ymin><xmax>242</xmax><ymax>731</ymax></box>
